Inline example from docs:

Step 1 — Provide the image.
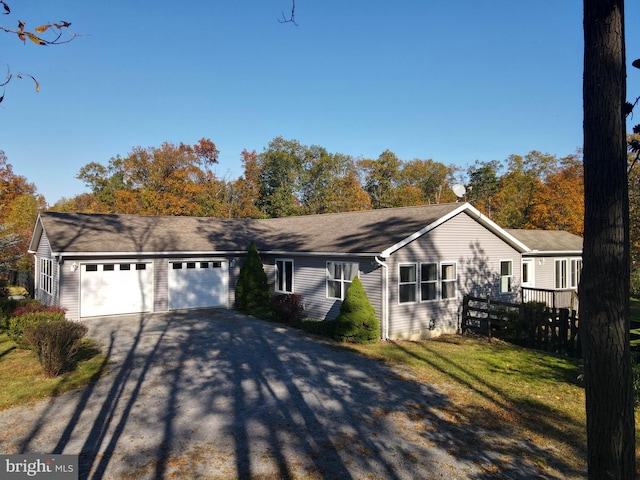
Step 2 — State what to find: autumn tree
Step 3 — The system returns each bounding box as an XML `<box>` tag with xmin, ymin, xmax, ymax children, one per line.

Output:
<box><xmin>255</xmin><ymin>137</ymin><xmax>305</xmax><ymax>218</ymax></box>
<box><xmin>358</xmin><ymin>150</ymin><xmax>402</xmax><ymax>209</ymax></box>
<box><xmin>49</xmin><ymin>193</ymin><xmax>109</xmax><ymax>214</ymax></box>
<box><xmin>398</xmin><ymin>158</ymin><xmax>458</xmax><ymax>205</ymax></box>
<box><xmin>77</xmin><ymin>138</ymin><xmax>221</xmax><ymax>216</ymax></box>
<box><xmin>0</xmin><ymin>151</ymin><xmax>44</xmax><ymax>270</ymax></box>
<box><xmin>582</xmin><ymin>0</ymin><xmax>635</xmax><ymax>477</ymax></box>
<box><xmin>528</xmin><ymin>153</ymin><xmax>584</xmax><ymax>235</ymax></box>
<box><xmin>491</xmin><ymin>151</ymin><xmax>558</xmax><ymax>229</ymax></box>
<box><xmin>0</xmin><ymin>151</ymin><xmax>38</xmax><ymax>220</ymax></box>
<box><xmin>4</xmin><ymin>193</ymin><xmax>44</xmax><ymax>269</ymax></box>
<box><xmin>300</xmin><ymin>146</ymin><xmax>370</xmax><ymax>214</ymax></box>
<box><xmin>465</xmin><ymin>160</ymin><xmax>502</xmax><ymax>216</ymax></box>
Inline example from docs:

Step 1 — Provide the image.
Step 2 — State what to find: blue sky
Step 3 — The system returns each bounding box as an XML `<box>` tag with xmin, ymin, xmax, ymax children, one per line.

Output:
<box><xmin>2</xmin><ymin>1</ymin><xmax>640</xmax><ymax>205</ymax></box>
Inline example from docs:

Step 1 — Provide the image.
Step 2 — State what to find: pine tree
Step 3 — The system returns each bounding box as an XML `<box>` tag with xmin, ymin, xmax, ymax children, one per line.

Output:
<box><xmin>334</xmin><ymin>277</ymin><xmax>379</xmax><ymax>344</ymax></box>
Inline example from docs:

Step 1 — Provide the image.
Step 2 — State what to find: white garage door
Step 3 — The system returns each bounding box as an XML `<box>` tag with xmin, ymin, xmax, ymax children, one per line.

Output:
<box><xmin>80</xmin><ymin>262</ymin><xmax>154</xmax><ymax>318</ymax></box>
<box><xmin>168</xmin><ymin>260</ymin><xmax>228</xmax><ymax>310</ymax></box>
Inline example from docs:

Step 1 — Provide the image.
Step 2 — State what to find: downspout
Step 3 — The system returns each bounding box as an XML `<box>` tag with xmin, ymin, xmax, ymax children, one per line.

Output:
<box><xmin>374</xmin><ymin>256</ymin><xmax>389</xmax><ymax>340</ymax></box>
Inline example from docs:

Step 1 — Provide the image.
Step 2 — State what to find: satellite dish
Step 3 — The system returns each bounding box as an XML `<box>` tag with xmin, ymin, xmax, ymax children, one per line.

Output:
<box><xmin>452</xmin><ymin>184</ymin><xmax>466</xmax><ymax>199</ymax></box>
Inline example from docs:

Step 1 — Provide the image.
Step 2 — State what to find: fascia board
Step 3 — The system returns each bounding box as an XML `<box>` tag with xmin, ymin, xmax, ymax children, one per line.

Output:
<box><xmin>55</xmin><ymin>250</ymin><xmax>377</xmax><ymax>258</ymax></box>
<box><xmin>28</xmin><ymin>214</ymin><xmax>44</xmax><ymax>253</ymax></box>
<box><xmin>523</xmin><ymin>250</ymin><xmax>582</xmax><ymax>257</ymax></box>
<box><xmin>55</xmin><ymin>250</ymin><xmax>249</xmax><ymax>258</ymax></box>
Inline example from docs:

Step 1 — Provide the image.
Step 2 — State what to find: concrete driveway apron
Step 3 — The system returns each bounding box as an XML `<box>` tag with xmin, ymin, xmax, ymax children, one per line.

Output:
<box><xmin>0</xmin><ymin>309</ymin><xmax>553</xmax><ymax>479</ymax></box>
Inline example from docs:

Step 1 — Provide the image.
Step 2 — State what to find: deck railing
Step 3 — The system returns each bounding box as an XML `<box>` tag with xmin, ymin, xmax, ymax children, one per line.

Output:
<box><xmin>521</xmin><ymin>287</ymin><xmax>579</xmax><ymax>312</ymax></box>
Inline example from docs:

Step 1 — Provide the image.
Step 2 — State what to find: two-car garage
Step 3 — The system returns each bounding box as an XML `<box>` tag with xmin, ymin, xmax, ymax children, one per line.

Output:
<box><xmin>79</xmin><ymin>259</ymin><xmax>229</xmax><ymax>318</ymax></box>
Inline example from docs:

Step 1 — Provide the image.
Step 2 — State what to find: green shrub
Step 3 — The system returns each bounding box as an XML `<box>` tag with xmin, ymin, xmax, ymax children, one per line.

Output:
<box><xmin>7</xmin><ymin>306</ymin><xmax>66</xmax><ymax>348</ymax></box>
<box><xmin>271</xmin><ymin>294</ymin><xmax>304</xmax><ymax>326</ymax></box>
<box><xmin>333</xmin><ymin>277</ymin><xmax>380</xmax><ymax>344</ymax></box>
<box><xmin>300</xmin><ymin>318</ymin><xmax>337</xmax><ymax>338</ymax></box>
<box><xmin>235</xmin><ymin>241</ymin><xmax>271</xmax><ymax>316</ymax></box>
<box><xmin>0</xmin><ymin>297</ymin><xmax>39</xmax><ymax>330</ymax></box>
<box><xmin>24</xmin><ymin>320</ymin><xmax>88</xmax><ymax>377</ymax></box>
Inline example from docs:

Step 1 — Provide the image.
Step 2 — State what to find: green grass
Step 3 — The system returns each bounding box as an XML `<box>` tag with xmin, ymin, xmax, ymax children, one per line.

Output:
<box><xmin>0</xmin><ymin>329</ymin><xmax>108</xmax><ymax>410</ymax></box>
<box><xmin>346</xmin><ymin>335</ymin><xmax>637</xmax><ymax>476</ymax></box>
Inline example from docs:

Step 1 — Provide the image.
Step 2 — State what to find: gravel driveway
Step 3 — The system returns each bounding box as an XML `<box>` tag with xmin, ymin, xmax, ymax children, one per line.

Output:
<box><xmin>0</xmin><ymin>309</ymin><xmax>572</xmax><ymax>479</ymax></box>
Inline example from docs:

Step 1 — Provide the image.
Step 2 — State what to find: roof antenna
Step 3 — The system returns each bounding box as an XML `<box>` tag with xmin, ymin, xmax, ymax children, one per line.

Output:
<box><xmin>451</xmin><ymin>184</ymin><xmax>466</xmax><ymax>202</ymax></box>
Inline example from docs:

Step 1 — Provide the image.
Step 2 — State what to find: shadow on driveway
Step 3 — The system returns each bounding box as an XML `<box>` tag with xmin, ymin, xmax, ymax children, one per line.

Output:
<box><xmin>0</xmin><ymin>309</ymin><xmax>581</xmax><ymax>479</ymax></box>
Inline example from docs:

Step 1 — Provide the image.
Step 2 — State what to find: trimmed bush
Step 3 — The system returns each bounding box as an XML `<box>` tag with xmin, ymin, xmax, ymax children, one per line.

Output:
<box><xmin>7</xmin><ymin>306</ymin><xmax>66</xmax><ymax>348</ymax></box>
<box><xmin>271</xmin><ymin>293</ymin><xmax>304</xmax><ymax>326</ymax></box>
<box><xmin>24</xmin><ymin>320</ymin><xmax>88</xmax><ymax>377</ymax></box>
<box><xmin>333</xmin><ymin>277</ymin><xmax>380</xmax><ymax>344</ymax></box>
<box><xmin>300</xmin><ymin>318</ymin><xmax>337</xmax><ymax>338</ymax></box>
<box><xmin>235</xmin><ymin>241</ymin><xmax>272</xmax><ymax>316</ymax></box>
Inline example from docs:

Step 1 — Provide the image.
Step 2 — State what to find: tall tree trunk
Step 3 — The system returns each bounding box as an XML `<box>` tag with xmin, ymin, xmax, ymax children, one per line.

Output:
<box><xmin>582</xmin><ymin>0</ymin><xmax>635</xmax><ymax>478</ymax></box>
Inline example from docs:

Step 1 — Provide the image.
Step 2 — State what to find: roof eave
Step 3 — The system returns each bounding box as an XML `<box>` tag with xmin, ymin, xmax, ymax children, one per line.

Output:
<box><xmin>523</xmin><ymin>250</ymin><xmax>582</xmax><ymax>257</ymax></box>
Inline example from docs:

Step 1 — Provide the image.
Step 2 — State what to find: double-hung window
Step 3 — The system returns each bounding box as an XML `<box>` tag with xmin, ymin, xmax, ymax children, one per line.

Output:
<box><xmin>570</xmin><ymin>259</ymin><xmax>583</xmax><ymax>289</ymax></box>
<box><xmin>275</xmin><ymin>259</ymin><xmax>294</xmax><ymax>293</ymax></box>
<box><xmin>555</xmin><ymin>259</ymin><xmax>568</xmax><ymax>288</ymax></box>
<box><xmin>441</xmin><ymin>262</ymin><xmax>457</xmax><ymax>299</ymax></box>
<box><xmin>399</xmin><ymin>264</ymin><xmax>417</xmax><ymax>303</ymax></box>
<box><xmin>40</xmin><ymin>258</ymin><xmax>53</xmax><ymax>295</ymax></box>
<box><xmin>500</xmin><ymin>260</ymin><xmax>513</xmax><ymax>293</ymax></box>
<box><xmin>326</xmin><ymin>261</ymin><xmax>358</xmax><ymax>300</ymax></box>
<box><xmin>420</xmin><ymin>263</ymin><xmax>438</xmax><ymax>301</ymax></box>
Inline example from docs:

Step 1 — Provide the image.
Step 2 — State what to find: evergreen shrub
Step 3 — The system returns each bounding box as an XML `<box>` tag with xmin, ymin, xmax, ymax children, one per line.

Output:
<box><xmin>235</xmin><ymin>241</ymin><xmax>272</xmax><ymax>317</ymax></box>
<box><xmin>333</xmin><ymin>277</ymin><xmax>380</xmax><ymax>344</ymax></box>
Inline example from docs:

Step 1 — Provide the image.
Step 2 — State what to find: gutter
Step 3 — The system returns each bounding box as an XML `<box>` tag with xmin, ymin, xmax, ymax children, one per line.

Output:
<box><xmin>374</xmin><ymin>255</ymin><xmax>389</xmax><ymax>340</ymax></box>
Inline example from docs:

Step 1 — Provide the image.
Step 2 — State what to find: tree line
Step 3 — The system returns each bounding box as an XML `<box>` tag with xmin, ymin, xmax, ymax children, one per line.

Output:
<box><xmin>54</xmin><ymin>136</ymin><xmax>585</xmax><ymax>231</ymax></box>
<box><xmin>0</xmin><ymin>136</ymin><xmax>590</xmax><ymax>272</ymax></box>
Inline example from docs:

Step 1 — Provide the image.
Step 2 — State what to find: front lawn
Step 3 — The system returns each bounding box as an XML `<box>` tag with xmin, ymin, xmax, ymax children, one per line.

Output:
<box><xmin>347</xmin><ymin>335</ymin><xmax>640</xmax><ymax>476</ymax></box>
<box><xmin>0</xmin><ymin>329</ymin><xmax>107</xmax><ymax>410</ymax></box>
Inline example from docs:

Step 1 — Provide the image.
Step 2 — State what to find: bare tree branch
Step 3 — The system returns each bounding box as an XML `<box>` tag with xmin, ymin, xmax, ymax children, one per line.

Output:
<box><xmin>278</xmin><ymin>0</ymin><xmax>298</xmax><ymax>26</ymax></box>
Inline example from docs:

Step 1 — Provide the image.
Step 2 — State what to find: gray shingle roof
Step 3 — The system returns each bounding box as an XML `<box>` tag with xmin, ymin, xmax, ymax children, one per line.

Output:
<box><xmin>34</xmin><ymin>204</ymin><xmax>582</xmax><ymax>257</ymax></box>
<box><xmin>36</xmin><ymin>203</ymin><xmax>465</xmax><ymax>256</ymax></box>
<box><xmin>506</xmin><ymin>229</ymin><xmax>583</xmax><ymax>253</ymax></box>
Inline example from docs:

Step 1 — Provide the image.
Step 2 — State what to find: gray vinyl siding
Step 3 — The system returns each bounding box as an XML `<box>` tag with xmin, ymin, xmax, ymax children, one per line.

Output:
<box><xmin>386</xmin><ymin>212</ymin><xmax>521</xmax><ymax>336</ymax></box>
<box><xmin>35</xmin><ymin>231</ymin><xmax>58</xmax><ymax>308</ymax></box>
<box><xmin>530</xmin><ymin>255</ymin><xmax>582</xmax><ymax>291</ymax></box>
<box><xmin>262</xmin><ymin>254</ymin><xmax>381</xmax><ymax>322</ymax></box>
<box><xmin>58</xmin><ymin>260</ymin><xmax>79</xmax><ymax>321</ymax></box>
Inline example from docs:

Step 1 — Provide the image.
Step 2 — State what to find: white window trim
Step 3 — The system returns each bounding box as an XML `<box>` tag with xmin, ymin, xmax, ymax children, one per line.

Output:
<box><xmin>398</xmin><ymin>263</ymin><xmax>418</xmax><ymax>304</ymax></box>
<box><xmin>275</xmin><ymin>258</ymin><xmax>294</xmax><ymax>294</ymax></box>
<box><xmin>326</xmin><ymin>261</ymin><xmax>359</xmax><ymax>300</ymax></box>
<box><xmin>570</xmin><ymin>258</ymin><xmax>583</xmax><ymax>289</ymax></box>
<box><xmin>40</xmin><ymin>257</ymin><xmax>53</xmax><ymax>295</ymax></box>
<box><xmin>441</xmin><ymin>261</ymin><xmax>457</xmax><ymax>299</ymax></box>
<box><xmin>419</xmin><ymin>262</ymin><xmax>438</xmax><ymax>303</ymax></box>
<box><xmin>499</xmin><ymin>259</ymin><xmax>513</xmax><ymax>294</ymax></box>
<box><xmin>555</xmin><ymin>258</ymin><xmax>568</xmax><ymax>289</ymax></box>
<box><xmin>521</xmin><ymin>258</ymin><xmax>534</xmax><ymax>288</ymax></box>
